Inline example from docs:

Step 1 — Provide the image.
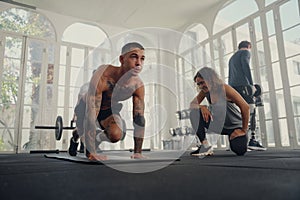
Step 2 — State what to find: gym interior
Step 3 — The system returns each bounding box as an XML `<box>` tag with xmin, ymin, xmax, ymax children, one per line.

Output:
<box><xmin>0</xmin><ymin>0</ymin><xmax>299</xmax><ymax>199</ymax></box>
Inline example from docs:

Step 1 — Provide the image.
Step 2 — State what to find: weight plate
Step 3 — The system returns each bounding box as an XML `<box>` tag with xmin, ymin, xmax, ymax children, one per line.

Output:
<box><xmin>55</xmin><ymin>116</ymin><xmax>63</xmax><ymax>140</ymax></box>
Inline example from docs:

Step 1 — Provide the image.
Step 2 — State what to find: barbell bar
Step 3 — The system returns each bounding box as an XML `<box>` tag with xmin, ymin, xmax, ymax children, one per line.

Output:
<box><xmin>35</xmin><ymin>116</ymin><xmax>75</xmax><ymax>140</ymax></box>
<box><xmin>35</xmin><ymin>116</ymin><xmax>134</xmax><ymax>141</ymax></box>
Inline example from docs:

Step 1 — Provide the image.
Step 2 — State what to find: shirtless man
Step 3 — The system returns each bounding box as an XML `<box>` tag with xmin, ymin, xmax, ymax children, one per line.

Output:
<box><xmin>70</xmin><ymin>42</ymin><xmax>146</xmax><ymax>161</ymax></box>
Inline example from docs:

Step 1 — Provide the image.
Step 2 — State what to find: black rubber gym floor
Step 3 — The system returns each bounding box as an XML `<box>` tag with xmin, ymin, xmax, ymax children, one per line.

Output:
<box><xmin>1</xmin><ymin>149</ymin><xmax>299</xmax><ymax>200</ymax></box>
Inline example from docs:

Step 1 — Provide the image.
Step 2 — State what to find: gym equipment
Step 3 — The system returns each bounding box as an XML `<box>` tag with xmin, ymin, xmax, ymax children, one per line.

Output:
<box><xmin>176</xmin><ymin>109</ymin><xmax>191</xmax><ymax>120</ymax></box>
<box><xmin>169</xmin><ymin>126</ymin><xmax>194</xmax><ymax>136</ymax></box>
<box><xmin>44</xmin><ymin>151</ymin><xmax>181</xmax><ymax>165</ymax></box>
<box><xmin>35</xmin><ymin>116</ymin><xmax>75</xmax><ymax>140</ymax></box>
<box><xmin>35</xmin><ymin>116</ymin><xmax>132</xmax><ymax>141</ymax></box>
<box><xmin>253</xmin><ymin>84</ymin><xmax>263</xmax><ymax>107</ymax></box>
<box><xmin>30</xmin><ymin>149</ymin><xmax>64</xmax><ymax>154</ymax></box>
<box><xmin>29</xmin><ymin>149</ymin><xmax>150</xmax><ymax>154</ymax></box>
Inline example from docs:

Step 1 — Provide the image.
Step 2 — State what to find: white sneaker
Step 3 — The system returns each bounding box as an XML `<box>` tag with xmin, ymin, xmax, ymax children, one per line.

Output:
<box><xmin>190</xmin><ymin>145</ymin><xmax>214</xmax><ymax>156</ymax></box>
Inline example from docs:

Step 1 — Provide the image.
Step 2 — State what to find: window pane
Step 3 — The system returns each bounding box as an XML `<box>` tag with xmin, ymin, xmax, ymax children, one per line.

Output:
<box><xmin>263</xmin><ymin>92</ymin><xmax>272</xmax><ymax>119</ymax></box>
<box><xmin>276</xmin><ymin>89</ymin><xmax>286</xmax><ymax>118</ymax></box>
<box><xmin>213</xmin><ymin>39</ymin><xmax>219</xmax><ymax>59</ymax></box>
<box><xmin>188</xmin><ymin>23</ymin><xmax>208</xmax><ymax>43</ymax></box>
<box><xmin>60</xmin><ymin>46</ymin><xmax>67</xmax><ymax>65</ymax></box>
<box><xmin>282</xmin><ymin>25</ymin><xmax>300</xmax><ymax>58</ymax></box>
<box><xmin>183</xmin><ymin>54</ymin><xmax>191</xmax><ymax>71</ymax></box>
<box><xmin>279</xmin><ymin>118</ymin><xmax>289</xmax><ymax>146</ymax></box>
<box><xmin>221</xmin><ymin>32</ymin><xmax>233</xmax><ymax>55</ymax></box>
<box><xmin>46</xmin><ymin>83</ymin><xmax>53</xmax><ymax>107</ymax></box>
<box><xmin>254</xmin><ymin>16</ymin><xmax>263</xmax><ymax>41</ymax></box>
<box><xmin>260</xmin><ymin>66</ymin><xmax>269</xmax><ymax>92</ymax></box>
<box><xmin>280</xmin><ymin>0</ymin><xmax>300</xmax><ymax>30</ymax></box>
<box><xmin>295</xmin><ymin>117</ymin><xmax>300</xmax><ymax>144</ymax></box>
<box><xmin>0</xmin><ymin>8</ymin><xmax>55</xmax><ymax>39</ymax></box>
<box><xmin>57</xmin><ymin>86</ymin><xmax>65</xmax><ymax>107</ymax></box>
<box><xmin>272</xmin><ymin>62</ymin><xmax>282</xmax><ymax>89</ymax></box>
<box><xmin>287</xmin><ymin>55</ymin><xmax>300</xmax><ymax>86</ymax></box>
<box><xmin>213</xmin><ymin>59</ymin><xmax>221</xmax><ymax>76</ymax></box>
<box><xmin>62</xmin><ymin>23</ymin><xmax>107</xmax><ymax>47</ymax></box>
<box><xmin>213</xmin><ymin>0</ymin><xmax>257</xmax><ymax>33</ymax></box>
<box><xmin>48</xmin><ymin>44</ymin><xmax>55</xmax><ymax>64</ymax></box>
<box><xmin>266</xmin><ymin>10</ymin><xmax>275</xmax><ymax>36</ymax></box>
<box><xmin>58</xmin><ymin>65</ymin><xmax>66</xmax><ymax>86</ymax></box>
<box><xmin>291</xmin><ymin>86</ymin><xmax>300</xmax><ymax>115</ymax></box>
<box><xmin>194</xmin><ymin>45</ymin><xmax>209</xmax><ymax>67</ymax></box>
<box><xmin>236</xmin><ymin>23</ymin><xmax>250</xmax><ymax>44</ymax></box>
<box><xmin>69</xmin><ymin>87</ymin><xmax>76</xmax><ymax>110</ymax></box>
<box><xmin>70</xmin><ymin>67</ymin><xmax>83</xmax><ymax>87</ymax></box>
<box><xmin>223</xmin><ymin>54</ymin><xmax>231</xmax><ymax>79</ymax></box>
<box><xmin>88</xmin><ymin>48</ymin><xmax>111</xmax><ymax>69</ymax></box>
<box><xmin>265</xmin><ymin>0</ymin><xmax>277</xmax><ymax>6</ymax></box>
<box><xmin>266</xmin><ymin>120</ymin><xmax>275</xmax><ymax>147</ymax></box>
<box><xmin>204</xmin><ymin>43</ymin><xmax>211</xmax><ymax>62</ymax></box>
<box><xmin>256</xmin><ymin>41</ymin><xmax>266</xmax><ymax>67</ymax></box>
<box><xmin>4</xmin><ymin>37</ymin><xmax>23</xmax><ymax>59</ymax></box>
<box><xmin>2</xmin><ymin>37</ymin><xmax>22</xmax><ymax>109</ymax></box>
<box><xmin>71</xmin><ymin>48</ymin><xmax>84</xmax><ymax>67</ymax></box>
<box><xmin>269</xmin><ymin>35</ymin><xmax>279</xmax><ymax>62</ymax></box>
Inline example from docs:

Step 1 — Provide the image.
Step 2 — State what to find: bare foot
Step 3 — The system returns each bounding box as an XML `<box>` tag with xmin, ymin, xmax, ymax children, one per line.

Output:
<box><xmin>131</xmin><ymin>153</ymin><xmax>147</xmax><ymax>159</ymax></box>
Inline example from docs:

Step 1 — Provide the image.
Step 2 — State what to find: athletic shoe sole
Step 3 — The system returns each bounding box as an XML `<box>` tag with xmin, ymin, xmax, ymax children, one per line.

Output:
<box><xmin>191</xmin><ymin>150</ymin><xmax>214</xmax><ymax>156</ymax></box>
<box><xmin>248</xmin><ymin>146</ymin><xmax>267</xmax><ymax>151</ymax></box>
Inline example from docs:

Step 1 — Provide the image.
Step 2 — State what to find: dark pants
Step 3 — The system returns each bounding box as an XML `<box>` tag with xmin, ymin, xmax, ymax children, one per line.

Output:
<box><xmin>189</xmin><ymin>109</ymin><xmax>247</xmax><ymax>156</ymax></box>
<box><xmin>189</xmin><ymin>108</ymin><xmax>209</xmax><ymax>142</ymax></box>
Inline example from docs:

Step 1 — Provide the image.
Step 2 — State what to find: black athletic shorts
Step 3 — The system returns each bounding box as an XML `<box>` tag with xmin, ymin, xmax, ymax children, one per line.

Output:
<box><xmin>74</xmin><ymin>99</ymin><xmax>122</xmax><ymax>131</ymax></box>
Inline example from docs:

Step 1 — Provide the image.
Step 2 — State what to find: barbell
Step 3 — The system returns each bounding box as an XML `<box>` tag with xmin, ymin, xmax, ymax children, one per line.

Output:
<box><xmin>35</xmin><ymin>116</ymin><xmax>133</xmax><ymax>141</ymax></box>
<box><xmin>35</xmin><ymin>116</ymin><xmax>75</xmax><ymax>140</ymax></box>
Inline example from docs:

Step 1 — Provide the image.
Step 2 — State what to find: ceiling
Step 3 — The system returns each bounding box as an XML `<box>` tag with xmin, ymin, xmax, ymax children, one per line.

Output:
<box><xmin>10</xmin><ymin>0</ymin><xmax>230</xmax><ymax>31</ymax></box>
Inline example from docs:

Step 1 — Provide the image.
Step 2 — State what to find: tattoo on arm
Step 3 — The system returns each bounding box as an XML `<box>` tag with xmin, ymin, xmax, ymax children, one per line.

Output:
<box><xmin>84</xmin><ymin>80</ymin><xmax>103</xmax><ymax>154</ymax></box>
<box><xmin>133</xmin><ymin>95</ymin><xmax>145</xmax><ymax>153</ymax></box>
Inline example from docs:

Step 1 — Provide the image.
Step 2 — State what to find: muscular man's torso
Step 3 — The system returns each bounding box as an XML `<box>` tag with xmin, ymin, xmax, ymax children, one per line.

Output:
<box><xmin>99</xmin><ymin>65</ymin><xmax>142</xmax><ymax>110</ymax></box>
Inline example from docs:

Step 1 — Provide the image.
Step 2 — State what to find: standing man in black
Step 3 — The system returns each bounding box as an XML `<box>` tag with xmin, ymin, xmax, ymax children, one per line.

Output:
<box><xmin>228</xmin><ymin>40</ymin><xmax>266</xmax><ymax>151</ymax></box>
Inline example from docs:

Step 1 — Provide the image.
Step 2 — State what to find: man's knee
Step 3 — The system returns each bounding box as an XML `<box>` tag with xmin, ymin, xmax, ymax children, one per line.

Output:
<box><xmin>108</xmin><ymin>116</ymin><xmax>124</xmax><ymax>142</ymax></box>
<box><xmin>108</xmin><ymin>129</ymin><xmax>122</xmax><ymax>143</ymax></box>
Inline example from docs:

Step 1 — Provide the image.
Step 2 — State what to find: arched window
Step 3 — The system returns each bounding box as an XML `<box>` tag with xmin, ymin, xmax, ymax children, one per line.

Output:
<box><xmin>180</xmin><ymin>23</ymin><xmax>210</xmax><ymax>75</ymax></box>
<box><xmin>213</xmin><ymin>0</ymin><xmax>258</xmax><ymax>34</ymax></box>
<box><xmin>62</xmin><ymin>23</ymin><xmax>107</xmax><ymax>47</ymax></box>
<box><xmin>0</xmin><ymin>7</ymin><xmax>55</xmax><ymax>39</ymax></box>
<box><xmin>0</xmin><ymin>7</ymin><xmax>56</xmax><ymax>152</ymax></box>
<box><xmin>185</xmin><ymin>23</ymin><xmax>208</xmax><ymax>43</ymax></box>
<box><xmin>59</xmin><ymin>23</ymin><xmax>108</xmax><ymax>126</ymax></box>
